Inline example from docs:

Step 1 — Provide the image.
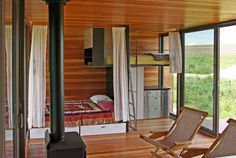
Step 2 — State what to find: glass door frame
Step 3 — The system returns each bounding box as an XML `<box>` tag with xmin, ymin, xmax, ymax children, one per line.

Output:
<box><xmin>0</xmin><ymin>0</ymin><xmax>5</xmax><ymax>157</ymax></box>
<box><xmin>12</xmin><ymin>0</ymin><xmax>26</xmax><ymax>157</ymax></box>
<box><xmin>0</xmin><ymin>0</ymin><xmax>27</xmax><ymax>157</ymax></box>
<box><xmin>180</xmin><ymin>26</ymin><xmax>220</xmax><ymax>136</ymax></box>
<box><xmin>217</xmin><ymin>21</ymin><xmax>236</xmax><ymax>133</ymax></box>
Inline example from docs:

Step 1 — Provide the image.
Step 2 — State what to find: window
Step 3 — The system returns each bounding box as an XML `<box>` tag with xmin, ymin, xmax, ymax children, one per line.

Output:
<box><xmin>184</xmin><ymin>29</ymin><xmax>215</xmax><ymax>131</ymax></box>
<box><xmin>219</xmin><ymin>25</ymin><xmax>236</xmax><ymax>132</ymax></box>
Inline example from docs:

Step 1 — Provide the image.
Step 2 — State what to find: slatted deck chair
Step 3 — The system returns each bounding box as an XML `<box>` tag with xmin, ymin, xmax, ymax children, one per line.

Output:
<box><xmin>140</xmin><ymin>107</ymin><xmax>208</xmax><ymax>158</ymax></box>
<box><xmin>180</xmin><ymin>118</ymin><xmax>236</xmax><ymax>158</ymax></box>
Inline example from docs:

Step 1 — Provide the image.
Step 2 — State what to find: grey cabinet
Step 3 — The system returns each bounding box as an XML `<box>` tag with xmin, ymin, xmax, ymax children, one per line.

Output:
<box><xmin>144</xmin><ymin>88</ymin><xmax>170</xmax><ymax>119</ymax></box>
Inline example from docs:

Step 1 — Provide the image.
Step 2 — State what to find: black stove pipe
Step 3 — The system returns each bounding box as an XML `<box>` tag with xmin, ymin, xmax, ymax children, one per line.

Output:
<box><xmin>44</xmin><ymin>0</ymin><xmax>69</xmax><ymax>142</ymax></box>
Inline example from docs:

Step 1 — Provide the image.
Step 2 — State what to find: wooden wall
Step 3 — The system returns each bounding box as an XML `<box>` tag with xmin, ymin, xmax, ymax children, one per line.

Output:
<box><xmin>46</xmin><ymin>31</ymin><xmax>160</xmax><ymax>101</ymax></box>
<box><xmin>131</xmin><ymin>34</ymin><xmax>159</xmax><ymax>87</ymax></box>
<box><xmin>46</xmin><ymin>30</ymin><xmax>107</xmax><ymax>101</ymax></box>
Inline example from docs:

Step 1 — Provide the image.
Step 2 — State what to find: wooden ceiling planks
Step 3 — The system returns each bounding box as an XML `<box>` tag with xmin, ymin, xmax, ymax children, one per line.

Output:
<box><xmin>25</xmin><ymin>0</ymin><xmax>236</xmax><ymax>35</ymax></box>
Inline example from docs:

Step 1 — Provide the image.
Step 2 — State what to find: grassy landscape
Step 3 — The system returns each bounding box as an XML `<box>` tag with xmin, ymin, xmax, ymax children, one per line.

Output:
<box><xmin>185</xmin><ymin>54</ymin><xmax>236</xmax><ymax>74</ymax></box>
<box><xmin>185</xmin><ymin>76</ymin><xmax>214</xmax><ymax>117</ymax></box>
<box><xmin>185</xmin><ymin>55</ymin><xmax>212</xmax><ymax>74</ymax></box>
<box><xmin>185</xmin><ymin>76</ymin><xmax>236</xmax><ymax>118</ymax></box>
<box><xmin>219</xmin><ymin>79</ymin><xmax>236</xmax><ymax>118</ymax></box>
<box><xmin>184</xmin><ymin>52</ymin><xmax>236</xmax><ymax>118</ymax></box>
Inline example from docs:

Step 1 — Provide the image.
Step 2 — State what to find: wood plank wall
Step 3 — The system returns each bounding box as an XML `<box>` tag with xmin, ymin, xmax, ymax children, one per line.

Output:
<box><xmin>46</xmin><ymin>31</ymin><xmax>160</xmax><ymax>101</ymax></box>
<box><xmin>131</xmin><ymin>34</ymin><xmax>159</xmax><ymax>87</ymax></box>
<box><xmin>46</xmin><ymin>30</ymin><xmax>107</xmax><ymax>101</ymax></box>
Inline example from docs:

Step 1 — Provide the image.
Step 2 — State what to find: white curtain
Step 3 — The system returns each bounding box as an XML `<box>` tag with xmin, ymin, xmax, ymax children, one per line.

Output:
<box><xmin>169</xmin><ymin>31</ymin><xmax>182</xmax><ymax>73</ymax></box>
<box><xmin>112</xmin><ymin>27</ymin><xmax>129</xmax><ymax>121</ymax></box>
<box><xmin>28</xmin><ymin>25</ymin><xmax>47</xmax><ymax>128</ymax></box>
<box><xmin>5</xmin><ymin>25</ymin><xmax>13</xmax><ymax>128</ymax></box>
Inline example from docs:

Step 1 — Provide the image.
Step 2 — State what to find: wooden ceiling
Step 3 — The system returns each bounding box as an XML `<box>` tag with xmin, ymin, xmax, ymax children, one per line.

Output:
<box><xmin>25</xmin><ymin>0</ymin><xmax>236</xmax><ymax>37</ymax></box>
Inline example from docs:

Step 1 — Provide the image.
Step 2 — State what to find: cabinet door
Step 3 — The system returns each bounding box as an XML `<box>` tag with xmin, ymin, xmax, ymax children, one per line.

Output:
<box><xmin>144</xmin><ymin>90</ymin><xmax>161</xmax><ymax>118</ymax></box>
<box><xmin>145</xmin><ymin>90</ymin><xmax>157</xmax><ymax>97</ymax></box>
<box><xmin>148</xmin><ymin>106</ymin><xmax>161</xmax><ymax>118</ymax></box>
<box><xmin>84</xmin><ymin>28</ymin><xmax>93</xmax><ymax>49</ymax></box>
<box><xmin>147</xmin><ymin>96</ymin><xmax>158</xmax><ymax>107</ymax></box>
<box><xmin>160</xmin><ymin>90</ymin><xmax>170</xmax><ymax>117</ymax></box>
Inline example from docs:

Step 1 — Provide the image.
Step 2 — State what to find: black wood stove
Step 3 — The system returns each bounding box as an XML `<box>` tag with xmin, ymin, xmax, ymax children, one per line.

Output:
<box><xmin>43</xmin><ymin>0</ymin><xmax>86</xmax><ymax>157</ymax></box>
<box><xmin>46</xmin><ymin>131</ymin><xmax>86</xmax><ymax>158</ymax></box>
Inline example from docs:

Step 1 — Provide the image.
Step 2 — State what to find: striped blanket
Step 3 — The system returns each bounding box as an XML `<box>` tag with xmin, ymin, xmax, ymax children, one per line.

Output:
<box><xmin>45</xmin><ymin>100</ymin><xmax>114</xmax><ymax>127</ymax></box>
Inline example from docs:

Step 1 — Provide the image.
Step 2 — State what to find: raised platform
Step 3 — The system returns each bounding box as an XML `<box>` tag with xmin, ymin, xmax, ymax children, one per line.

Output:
<box><xmin>30</xmin><ymin>123</ymin><xmax>126</xmax><ymax>139</ymax></box>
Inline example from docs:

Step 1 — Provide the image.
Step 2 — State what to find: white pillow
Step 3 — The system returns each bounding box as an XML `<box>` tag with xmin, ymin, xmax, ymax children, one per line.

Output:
<box><xmin>90</xmin><ymin>95</ymin><xmax>113</xmax><ymax>104</ymax></box>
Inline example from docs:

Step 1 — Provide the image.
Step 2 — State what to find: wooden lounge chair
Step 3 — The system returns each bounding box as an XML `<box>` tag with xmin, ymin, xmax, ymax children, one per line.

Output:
<box><xmin>140</xmin><ymin>107</ymin><xmax>208</xmax><ymax>158</ymax></box>
<box><xmin>180</xmin><ymin>118</ymin><xmax>236</xmax><ymax>158</ymax></box>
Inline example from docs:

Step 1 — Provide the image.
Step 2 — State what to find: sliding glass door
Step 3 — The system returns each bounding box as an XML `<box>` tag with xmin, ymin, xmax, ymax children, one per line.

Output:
<box><xmin>182</xmin><ymin>25</ymin><xmax>236</xmax><ymax>135</ymax></box>
<box><xmin>1</xmin><ymin>0</ymin><xmax>26</xmax><ymax>158</ymax></box>
<box><xmin>219</xmin><ymin>25</ymin><xmax>236</xmax><ymax>132</ymax></box>
<box><xmin>184</xmin><ymin>29</ymin><xmax>216</xmax><ymax>133</ymax></box>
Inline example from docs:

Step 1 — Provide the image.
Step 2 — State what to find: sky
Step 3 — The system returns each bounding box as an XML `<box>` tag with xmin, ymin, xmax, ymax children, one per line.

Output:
<box><xmin>185</xmin><ymin>25</ymin><xmax>236</xmax><ymax>46</ymax></box>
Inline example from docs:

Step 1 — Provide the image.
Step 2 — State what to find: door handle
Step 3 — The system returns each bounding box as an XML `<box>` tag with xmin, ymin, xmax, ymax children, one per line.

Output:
<box><xmin>212</xmin><ymin>88</ymin><xmax>216</xmax><ymax>98</ymax></box>
<box><xmin>19</xmin><ymin>113</ymin><xmax>23</xmax><ymax>128</ymax></box>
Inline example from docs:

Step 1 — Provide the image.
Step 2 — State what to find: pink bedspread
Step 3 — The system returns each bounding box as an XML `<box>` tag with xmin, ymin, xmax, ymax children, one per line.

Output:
<box><xmin>97</xmin><ymin>101</ymin><xmax>114</xmax><ymax>112</ymax></box>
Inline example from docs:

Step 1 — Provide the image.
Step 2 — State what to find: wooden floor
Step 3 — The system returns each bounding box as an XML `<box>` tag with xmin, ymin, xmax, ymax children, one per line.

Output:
<box><xmin>28</xmin><ymin>118</ymin><xmax>215</xmax><ymax>158</ymax></box>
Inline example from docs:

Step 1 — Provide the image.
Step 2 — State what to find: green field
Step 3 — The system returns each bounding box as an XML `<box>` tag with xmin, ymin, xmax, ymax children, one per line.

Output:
<box><xmin>184</xmin><ymin>54</ymin><xmax>236</xmax><ymax>118</ymax></box>
<box><xmin>219</xmin><ymin>79</ymin><xmax>236</xmax><ymax>118</ymax></box>
<box><xmin>185</xmin><ymin>76</ymin><xmax>214</xmax><ymax>117</ymax></box>
<box><xmin>185</xmin><ymin>55</ymin><xmax>236</xmax><ymax>74</ymax></box>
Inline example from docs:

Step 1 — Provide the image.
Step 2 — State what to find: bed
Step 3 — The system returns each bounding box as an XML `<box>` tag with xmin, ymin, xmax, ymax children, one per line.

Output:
<box><xmin>30</xmin><ymin>98</ymin><xmax>126</xmax><ymax>138</ymax></box>
<box><xmin>45</xmin><ymin>99</ymin><xmax>115</xmax><ymax>127</ymax></box>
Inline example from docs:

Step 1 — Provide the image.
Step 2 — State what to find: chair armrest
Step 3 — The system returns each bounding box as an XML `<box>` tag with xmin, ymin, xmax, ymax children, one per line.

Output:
<box><xmin>171</xmin><ymin>141</ymin><xmax>192</xmax><ymax>151</ymax></box>
<box><xmin>180</xmin><ymin>147</ymin><xmax>209</xmax><ymax>158</ymax></box>
<box><xmin>174</xmin><ymin>140</ymin><xmax>192</xmax><ymax>146</ymax></box>
<box><xmin>165</xmin><ymin>148</ymin><xmax>182</xmax><ymax>158</ymax></box>
<box><xmin>149</xmin><ymin>131</ymin><xmax>169</xmax><ymax>139</ymax></box>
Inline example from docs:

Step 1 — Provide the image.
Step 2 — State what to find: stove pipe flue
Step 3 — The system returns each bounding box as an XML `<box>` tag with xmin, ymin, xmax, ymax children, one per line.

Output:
<box><xmin>44</xmin><ymin>0</ymin><xmax>69</xmax><ymax>142</ymax></box>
